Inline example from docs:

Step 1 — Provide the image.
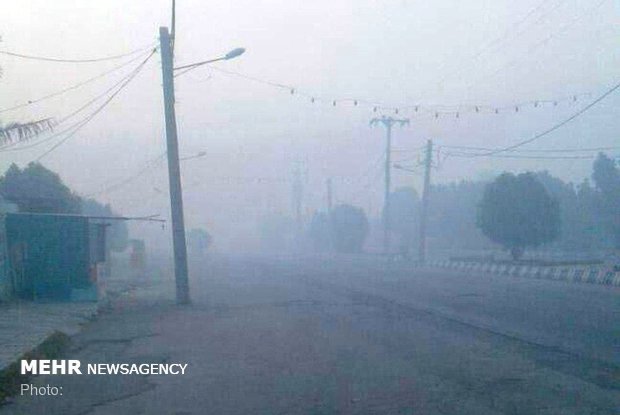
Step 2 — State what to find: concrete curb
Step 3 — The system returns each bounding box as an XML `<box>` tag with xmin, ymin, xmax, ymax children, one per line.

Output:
<box><xmin>0</xmin><ymin>331</ymin><xmax>71</xmax><ymax>403</ymax></box>
<box><xmin>0</xmin><ymin>279</ymin><xmax>143</xmax><ymax>404</ymax></box>
<box><xmin>420</xmin><ymin>260</ymin><xmax>620</xmax><ymax>287</ymax></box>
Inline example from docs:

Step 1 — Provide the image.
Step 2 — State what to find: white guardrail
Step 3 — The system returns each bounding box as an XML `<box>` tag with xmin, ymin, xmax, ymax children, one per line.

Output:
<box><xmin>421</xmin><ymin>260</ymin><xmax>620</xmax><ymax>287</ymax></box>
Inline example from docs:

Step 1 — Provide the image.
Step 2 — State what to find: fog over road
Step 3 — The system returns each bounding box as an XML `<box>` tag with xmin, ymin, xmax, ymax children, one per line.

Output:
<box><xmin>3</xmin><ymin>255</ymin><xmax>619</xmax><ymax>414</ymax></box>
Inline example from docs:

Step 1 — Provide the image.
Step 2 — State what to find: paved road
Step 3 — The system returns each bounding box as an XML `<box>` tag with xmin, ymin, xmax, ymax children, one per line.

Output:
<box><xmin>3</xmin><ymin>255</ymin><xmax>619</xmax><ymax>414</ymax></box>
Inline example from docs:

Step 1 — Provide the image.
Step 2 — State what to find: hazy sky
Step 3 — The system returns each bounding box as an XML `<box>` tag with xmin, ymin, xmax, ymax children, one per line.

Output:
<box><xmin>1</xmin><ymin>0</ymin><xmax>619</xmax><ymax>247</ymax></box>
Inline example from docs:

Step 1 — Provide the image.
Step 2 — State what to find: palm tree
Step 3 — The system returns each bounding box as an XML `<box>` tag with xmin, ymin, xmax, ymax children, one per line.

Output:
<box><xmin>0</xmin><ymin>118</ymin><xmax>54</xmax><ymax>145</ymax></box>
<box><xmin>0</xmin><ymin>57</ymin><xmax>55</xmax><ymax>145</ymax></box>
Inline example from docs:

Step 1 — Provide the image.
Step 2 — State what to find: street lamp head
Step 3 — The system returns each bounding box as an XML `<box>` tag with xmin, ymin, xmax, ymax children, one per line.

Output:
<box><xmin>225</xmin><ymin>48</ymin><xmax>245</xmax><ymax>60</ymax></box>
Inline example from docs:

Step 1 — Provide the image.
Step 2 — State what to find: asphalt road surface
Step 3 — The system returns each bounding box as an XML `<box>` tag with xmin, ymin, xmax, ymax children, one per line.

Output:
<box><xmin>2</xmin><ymin>254</ymin><xmax>619</xmax><ymax>414</ymax></box>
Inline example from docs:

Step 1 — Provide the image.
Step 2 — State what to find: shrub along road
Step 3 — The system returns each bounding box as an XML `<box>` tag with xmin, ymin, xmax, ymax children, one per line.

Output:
<box><xmin>2</xmin><ymin>254</ymin><xmax>618</xmax><ymax>414</ymax></box>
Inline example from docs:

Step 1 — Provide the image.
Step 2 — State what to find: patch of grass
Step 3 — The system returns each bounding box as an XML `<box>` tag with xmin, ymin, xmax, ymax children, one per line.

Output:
<box><xmin>0</xmin><ymin>331</ymin><xmax>71</xmax><ymax>403</ymax></box>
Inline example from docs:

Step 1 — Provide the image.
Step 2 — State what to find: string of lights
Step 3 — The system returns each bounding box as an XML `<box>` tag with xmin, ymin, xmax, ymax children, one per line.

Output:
<box><xmin>203</xmin><ymin>65</ymin><xmax>591</xmax><ymax>118</ymax></box>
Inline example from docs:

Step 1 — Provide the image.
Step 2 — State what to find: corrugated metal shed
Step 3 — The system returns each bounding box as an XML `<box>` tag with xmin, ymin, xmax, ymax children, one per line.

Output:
<box><xmin>5</xmin><ymin>213</ymin><xmax>97</xmax><ymax>301</ymax></box>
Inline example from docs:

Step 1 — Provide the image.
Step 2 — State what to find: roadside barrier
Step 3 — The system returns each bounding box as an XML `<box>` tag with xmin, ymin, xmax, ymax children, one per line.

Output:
<box><xmin>422</xmin><ymin>259</ymin><xmax>620</xmax><ymax>288</ymax></box>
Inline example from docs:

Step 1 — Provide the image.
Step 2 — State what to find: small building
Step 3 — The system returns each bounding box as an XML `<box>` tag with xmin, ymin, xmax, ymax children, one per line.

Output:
<box><xmin>3</xmin><ymin>213</ymin><xmax>108</xmax><ymax>302</ymax></box>
<box><xmin>0</xmin><ymin>198</ymin><xmax>18</xmax><ymax>301</ymax></box>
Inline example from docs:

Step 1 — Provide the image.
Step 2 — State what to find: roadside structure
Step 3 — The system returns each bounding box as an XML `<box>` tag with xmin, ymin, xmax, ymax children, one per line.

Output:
<box><xmin>4</xmin><ymin>213</ymin><xmax>108</xmax><ymax>302</ymax></box>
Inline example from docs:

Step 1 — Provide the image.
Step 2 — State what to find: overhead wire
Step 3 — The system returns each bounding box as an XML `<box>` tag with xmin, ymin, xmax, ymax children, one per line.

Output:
<box><xmin>429</xmin><ymin>0</ymin><xmax>567</xmax><ymax>96</ymax></box>
<box><xmin>439</xmin><ymin>144</ymin><xmax>620</xmax><ymax>154</ymax></box>
<box><xmin>34</xmin><ymin>49</ymin><xmax>156</xmax><ymax>161</ymax></box>
<box><xmin>0</xmin><ymin>43</ymin><xmax>155</xmax><ymax>63</ymax></box>
<box><xmin>0</xmin><ymin>50</ymin><xmax>156</xmax><ymax>114</ymax></box>
<box><xmin>0</xmin><ymin>49</ymin><xmax>157</xmax><ymax>153</ymax></box>
<box><xmin>443</xmin><ymin>150</ymin><xmax>599</xmax><ymax>160</ymax></box>
<box><xmin>460</xmin><ymin>0</ymin><xmax>609</xmax><ymax>97</ymax></box>
<box><xmin>459</xmin><ymin>79</ymin><xmax>620</xmax><ymax>157</ymax></box>
<box><xmin>84</xmin><ymin>152</ymin><xmax>167</xmax><ymax>197</ymax></box>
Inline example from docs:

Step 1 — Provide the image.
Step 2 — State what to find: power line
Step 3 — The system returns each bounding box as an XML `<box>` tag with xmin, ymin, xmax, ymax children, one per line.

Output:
<box><xmin>84</xmin><ymin>152</ymin><xmax>167</xmax><ymax>197</ymax></box>
<box><xmin>473</xmin><ymin>0</ymin><xmax>569</xmax><ymax>60</ymax></box>
<box><xmin>34</xmin><ymin>49</ymin><xmax>156</xmax><ymax>161</ymax></box>
<box><xmin>440</xmin><ymin>144</ymin><xmax>620</xmax><ymax>154</ymax></box>
<box><xmin>470</xmin><ymin>0</ymin><xmax>562</xmax><ymax>60</ymax></box>
<box><xmin>460</xmin><ymin>0</ymin><xmax>609</xmax><ymax>97</ymax></box>
<box><xmin>461</xmin><ymin>79</ymin><xmax>620</xmax><ymax>157</ymax></box>
<box><xmin>429</xmin><ymin>0</ymin><xmax>566</xmax><ymax>95</ymax></box>
<box><xmin>391</xmin><ymin>145</ymin><xmax>427</xmax><ymax>153</ymax></box>
<box><xmin>0</xmin><ymin>43</ymin><xmax>155</xmax><ymax>63</ymax></box>
<box><xmin>0</xmin><ymin>49</ymin><xmax>155</xmax><ymax>114</ymax></box>
<box><xmin>0</xmin><ymin>51</ymin><xmax>156</xmax><ymax>153</ymax></box>
<box><xmin>444</xmin><ymin>151</ymin><xmax>598</xmax><ymax>160</ymax></box>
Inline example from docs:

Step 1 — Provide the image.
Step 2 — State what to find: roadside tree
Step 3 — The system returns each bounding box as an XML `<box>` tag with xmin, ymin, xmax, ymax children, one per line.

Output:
<box><xmin>592</xmin><ymin>153</ymin><xmax>620</xmax><ymax>249</ymax></box>
<box><xmin>0</xmin><ymin>162</ymin><xmax>82</xmax><ymax>214</ymax></box>
<box><xmin>477</xmin><ymin>172</ymin><xmax>560</xmax><ymax>260</ymax></box>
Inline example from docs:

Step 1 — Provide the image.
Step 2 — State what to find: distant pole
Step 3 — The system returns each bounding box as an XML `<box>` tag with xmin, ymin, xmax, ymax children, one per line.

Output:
<box><xmin>419</xmin><ymin>139</ymin><xmax>433</xmax><ymax>264</ymax></box>
<box><xmin>159</xmin><ymin>26</ymin><xmax>190</xmax><ymax>305</ymax></box>
<box><xmin>326</xmin><ymin>177</ymin><xmax>333</xmax><ymax>213</ymax></box>
<box><xmin>370</xmin><ymin>116</ymin><xmax>409</xmax><ymax>254</ymax></box>
<box><xmin>293</xmin><ymin>165</ymin><xmax>303</xmax><ymax>238</ymax></box>
<box><xmin>384</xmin><ymin>123</ymin><xmax>392</xmax><ymax>253</ymax></box>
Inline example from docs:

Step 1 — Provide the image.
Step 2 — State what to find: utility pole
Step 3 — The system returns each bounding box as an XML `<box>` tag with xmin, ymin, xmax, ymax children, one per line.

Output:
<box><xmin>419</xmin><ymin>139</ymin><xmax>433</xmax><ymax>264</ymax></box>
<box><xmin>292</xmin><ymin>164</ymin><xmax>304</xmax><ymax>239</ymax></box>
<box><xmin>326</xmin><ymin>177</ymin><xmax>333</xmax><ymax>213</ymax></box>
<box><xmin>370</xmin><ymin>116</ymin><xmax>409</xmax><ymax>254</ymax></box>
<box><xmin>159</xmin><ymin>26</ymin><xmax>190</xmax><ymax>305</ymax></box>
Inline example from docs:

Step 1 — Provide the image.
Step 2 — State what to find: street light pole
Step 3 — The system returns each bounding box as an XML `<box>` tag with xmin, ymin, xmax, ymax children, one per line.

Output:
<box><xmin>158</xmin><ymin>19</ymin><xmax>244</xmax><ymax>304</ymax></box>
<box><xmin>159</xmin><ymin>26</ymin><xmax>190</xmax><ymax>305</ymax></box>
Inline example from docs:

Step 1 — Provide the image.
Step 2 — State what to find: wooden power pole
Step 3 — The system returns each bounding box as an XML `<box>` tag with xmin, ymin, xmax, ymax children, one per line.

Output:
<box><xmin>370</xmin><ymin>116</ymin><xmax>409</xmax><ymax>254</ymax></box>
<box><xmin>418</xmin><ymin>139</ymin><xmax>433</xmax><ymax>264</ymax></box>
<box><xmin>326</xmin><ymin>177</ymin><xmax>333</xmax><ymax>213</ymax></box>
